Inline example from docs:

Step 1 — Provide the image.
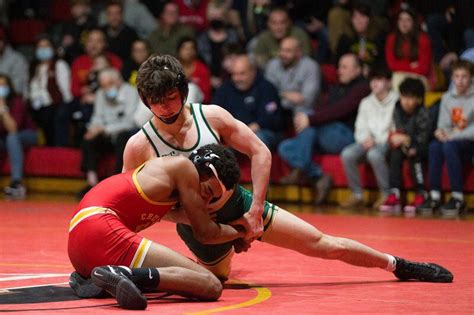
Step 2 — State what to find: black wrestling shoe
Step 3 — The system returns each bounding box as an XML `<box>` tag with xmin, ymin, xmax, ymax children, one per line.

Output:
<box><xmin>91</xmin><ymin>266</ymin><xmax>147</xmax><ymax>310</ymax></box>
<box><xmin>394</xmin><ymin>257</ymin><xmax>453</xmax><ymax>283</ymax></box>
<box><xmin>69</xmin><ymin>271</ymin><xmax>105</xmax><ymax>298</ymax></box>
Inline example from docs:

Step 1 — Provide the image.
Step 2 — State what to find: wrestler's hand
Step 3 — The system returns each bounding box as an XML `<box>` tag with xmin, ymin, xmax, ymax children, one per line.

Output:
<box><xmin>233</xmin><ymin>238</ymin><xmax>252</xmax><ymax>254</ymax></box>
<box><xmin>230</xmin><ymin>209</ymin><xmax>263</xmax><ymax>242</ymax></box>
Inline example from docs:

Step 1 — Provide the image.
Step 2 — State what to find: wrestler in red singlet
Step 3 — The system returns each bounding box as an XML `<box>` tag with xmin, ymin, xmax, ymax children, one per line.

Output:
<box><xmin>68</xmin><ymin>165</ymin><xmax>176</xmax><ymax>277</ymax></box>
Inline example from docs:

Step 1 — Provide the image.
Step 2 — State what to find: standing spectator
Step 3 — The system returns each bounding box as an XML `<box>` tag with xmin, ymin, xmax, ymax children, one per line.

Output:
<box><xmin>174</xmin><ymin>0</ymin><xmax>209</xmax><ymax>33</ymax></box>
<box><xmin>253</xmin><ymin>7</ymin><xmax>311</xmax><ymax>68</ymax></box>
<box><xmin>77</xmin><ymin>68</ymin><xmax>139</xmax><ymax>198</ymax></box>
<box><xmin>177</xmin><ymin>37</ymin><xmax>211</xmax><ymax>103</ymax></box>
<box><xmin>213</xmin><ymin>55</ymin><xmax>285</xmax><ymax>151</ymax></box>
<box><xmin>0</xmin><ymin>27</ymin><xmax>28</xmax><ymax>98</ymax></box>
<box><xmin>29</xmin><ymin>35</ymin><xmax>73</xmax><ymax>146</ymax></box>
<box><xmin>419</xmin><ymin>60</ymin><xmax>474</xmax><ymax>217</ymax></box>
<box><xmin>278</xmin><ymin>53</ymin><xmax>371</xmax><ymax>204</ymax></box>
<box><xmin>380</xmin><ymin>78</ymin><xmax>431</xmax><ymax>213</ymax></box>
<box><xmin>147</xmin><ymin>2</ymin><xmax>194</xmax><ymax>56</ymax></box>
<box><xmin>121</xmin><ymin>39</ymin><xmax>151</xmax><ymax>86</ymax></box>
<box><xmin>102</xmin><ymin>1</ymin><xmax>139</xmax><ymax>63</ymax></box>
<box><xmin>265</xmin><ymin>36</ymin><xmax>321</xmax><ymax>115</ymax></box>
<box><xmin>340</xmin><ymin>67</ymin><xmax>397</xmax><ymax>209</ymax></box>
<box><xmin>385</xmin><ymin>8</ymin><xmax>433</xmax><ymax>89</ymax></box>
<box><xmin>0</xmin><ymin>74</ymin><xmax>38</xmax><ymax>199</ymax></box>
<box><xmin>197</xmin><ymin>1</ymin><xmax>240</xmax><ymax>90</ymax></box>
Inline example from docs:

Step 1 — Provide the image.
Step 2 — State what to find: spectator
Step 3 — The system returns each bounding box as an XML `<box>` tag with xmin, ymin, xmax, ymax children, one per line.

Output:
<box><xmin>50</xmin><ymin>0</ymin><xmax>97</xmax><ymax>64</ymax></box>
<box><xmin>220</xmin><ymin>42</ymin><xmax>245</xmax><ymax>85</ymax></box>
<box><xmin>177</xmin><ymin>37</ymin><xmax>211</xmax><ymax>103</ymax></box>
<box><xmin>197</xmin><ymin>1</ymin><xmax>240</xmax><ymax>90</ymax></box>
<box><xmin>335</xmin><ymin>3</ymin><xmax>386</xmax><ymax>75</ymax></box>
<box><xmin>57</xmin><ymin>28</ymin><xmax>122</xmax><ymax>147</ymax></box>
<box><xmin>0</xmin><ymin>27</ymin><xmax>28</xmax><ymax>97</ymax></box>
<box><xmin>340</xmin><ymin>67</ymin><xmax>397</xmax><ymax>209</ymax></box>
<box><xmin>419</xmin><ymin>60</ymin><xmax>474</xmax><ymax>217</ymax></box>
<box><xmin>229</xmin><ymin>0</ymin><xmax>272</xmax><ymax>42</ymax></box>
<box><xmin>380</xmin><ymin>78</ymin><xmax>431</xmax><ymax>213</ymax></box>
<box><xmin>385</xmin><ymin>8</ymin><xmax>433</xmax><ymax>90</ymax></box>
<box><xmin>77</xmin><ymin>68</ymin><xmax>140</xmax><ymax>198</ymax></box>
<box><xmin>327</xmin><ymin>0</ymin><xmax>352</xmax><ymax>55</ymax></box>
<box><xmin>147</xmin><ymin>2</ymin><xmax>194</xmax><ymax>56</ymax></box>
<box><xmin>253</xmin><ymin>7</ymin><xmax>311</xmax><ymax>68</ymax></box>
<box><xmin>174</xmin><ymin>0</ymin><xmax>209</xmax><ymax>33</ymax></box>
<box><xmin>265</xmin><ymin>36</ymin><xmax>321</xmax><ymax>115</ymax></box>
<box><xmin>213</xmin><ymin>55</ymin><xmax>286</xmax><ymax>151</ymax></box>
<box><xmin>29</xmin><ymin>35</ymin><xmax>73</xmax><ymax>146</ymax></box>
<box><xmin>278</xmin><ymin>53</ymin><xmax>370</xmax><ymax>205</ymax></box>
<box><xmin>121</xmin><ymin>39</ymin><xmax>151</xmax><ymax>86</ymax></box>
<box><xmin>0</xmin><ymin>74</ymin><xmax>38</xmax><ymax>199</ymax></box>
<box><xmin>102</xmin><ymin>1</ymin><xmax>139</xmax><ymax>63</ymax></box>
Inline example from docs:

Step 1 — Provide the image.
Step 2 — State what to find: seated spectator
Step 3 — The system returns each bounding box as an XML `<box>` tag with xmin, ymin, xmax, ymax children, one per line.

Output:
<box><xmin>380</xmin><ymin>78</ymin><xmax>431</xmax><ymax>213</ymax></box>
<box><xmin>29</xmin><ymin>35</ymin><xmax>73</xmax><ymax>146</ymax></box>
<box><xmin>385</xmin><ymin>7</ymin><xmax>433</xmax><ymax>90</ymax></box>
<box><xmin>197</xmin><ymin>1</ymin><xmax>240</xmax><ymax>90</ymax></box>
<box><xmin>335</xmin><ymin>3</ymin><xmax>386</xmax><ymax>76</ymax></box>
<box><xmin>253</xmin><ymin>7</ymin><xmax>311</xmax><ymax>68</ymax></box>
<box><xmin>278</xmin><ymin>53</ymin><xmax>370</xmax><ymax>205</ymax></box>
<box><xmin>340</xmin><ymin>67</ymin><xmax>397</xmax><ymax>209</ymax></box>
<box><xmin>57</xmin><ymin>28</ymin><xmax>122</xmax><ymax>147</ymax></box>
<box><xmin>265</xmin><ymin>36</ymin><xmax>321</xmax><ymax>115</ymax></box>
<box><xmin>147</xmin><ymin>2</ymin><xmax>195</xmax><ymax>56</ymax></box>
<box><xmin>228</xmin><ymin>0</ymin><xmax>271</xmax><ymax>42</ymax></box>
<box><xmin>0</xmin><ymin>74</ymin><xmax>38</xmax><ymax>199</ymax></box>
<box><xmin>121</xmin><ymin>39</ymin><xmax>151</xmax><ymax>86</ymax></box>
<box><xmin>0</xmin><ymin>27</ymin><xmax>28</xmax><ymax>98</ymax></box>
<box><xmin>77</xmin><ymin>68</ymin><xmax>140</xmax><ymax>198</ymax></box>
<box><xmin>177</xmin><ymin>37</ymin><xmax>211</xmax><ymax>103</ymax></box>
<box><xmin>419</xmin><ymin>60</ymin><xmax>474</xmax><ymax>217</ymax></box>
<box><xmin>213</xmin><ymin>55</ymin><xmax>286</xmax><ymax>151</ymax></box>
<box><xmin>327</xmin><ymin>0</ymin><xmax>352</xmax><ymax>55</ymax></box>
<box><xmin>102</xmin><ymin>1</ymin><xmax>139</xmax><ymax>63</ymax></box>
<box><xmin>219</xmin><ymin>43</ymin><xmax>245</xmax><ymax>85</ymax></box>
<box><xmin>174</xmin><ymin>0</ymin><xmax>209</xmax><ymax>33</ymax></box>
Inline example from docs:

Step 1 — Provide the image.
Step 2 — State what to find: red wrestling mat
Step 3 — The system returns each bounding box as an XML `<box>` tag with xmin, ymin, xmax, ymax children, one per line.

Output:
<box><xmin>0</xmin><ymin>199</ymin><xmax>472</xmax><ymax>314</ymax></box>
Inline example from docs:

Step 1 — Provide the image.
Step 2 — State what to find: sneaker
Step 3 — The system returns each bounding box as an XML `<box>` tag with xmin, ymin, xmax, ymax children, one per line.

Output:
<box><xmin>69</xmin><ymin>271</ymin><xmax>105</xmax><ymax>298</ymax></box>
<box><xmin>379</xmin><ymin>194</ymin><xmax>401</xmax><ymax>212</ymax></box>
<box><xmin>404</xmin><ymin>193</ymin><xmax>426</xmax><ymax>213</ymax></box>
<box><xmin>314</xmin><ymin>174</ymin><xmax>333</xmax><ymax>205</ymax></box>
<box><xmin>4</xmin><ymin>182</ymin><xmax>26</xmax><ymax>199</ymax></box>
<box><xmin>416</xmin><ymin>197</ymin><xmax>441</xmax><ymax>214</ymax></box>
<box><xmin>394</xmin><ymin>257</ymin><xmax>453</xmax><ymax>283</ymax></box>
<box><xmin>340</xmin><ymin>194</ymin><xmax>364</xmax><ymax>209</ymax></box>
<box><xmin>440</xmin><ymin>197</ymin><xmax>466</xmax><ymax>217</ymax></box>
<box><xmin>279</xmin><ymin>168</ymin><xmax>308</xmax><ymax>185</ymax></box>
<box><xmin>91</xmin><ymin>266</ymin><xmax>147</xmax><ymax>310</ymax></box>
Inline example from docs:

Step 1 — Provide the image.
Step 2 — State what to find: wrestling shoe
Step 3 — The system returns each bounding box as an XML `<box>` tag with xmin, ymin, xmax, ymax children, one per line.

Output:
<box><xmin>393</xmin><ymin>257</ymin><xmax>453</xmax><ymax>283</ymax></box>
<box><xmin>69</xmin><ymin>271</ymin><xmax>105</xmax><ymax>298</ymax></box>
<box><xmin>91</xmin><ymin>266</ymin><xmax>147</xmax><ymax>310</ymax></box>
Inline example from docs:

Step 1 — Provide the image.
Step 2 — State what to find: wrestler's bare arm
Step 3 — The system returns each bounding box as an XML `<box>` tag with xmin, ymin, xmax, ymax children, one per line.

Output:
<box><xmin>122</xmin><ymin>131</ymin><xmax>155</xmax><ymax>172</ymax></box>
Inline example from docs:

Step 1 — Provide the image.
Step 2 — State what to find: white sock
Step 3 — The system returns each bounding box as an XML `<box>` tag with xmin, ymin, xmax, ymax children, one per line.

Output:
<box><xmin>385</xmin><ymin>254</ymin><xmax>397</xmax><ymax>272</ymax></box>
<box><xmin>451</xmin><ymin>192</ymin><xmax>464</xmax><ymax>201</ymax></box>
<box><xmin>430</xmin><ymin>190</ymin><xmax>441</xmax><ymax>201</ymax></box>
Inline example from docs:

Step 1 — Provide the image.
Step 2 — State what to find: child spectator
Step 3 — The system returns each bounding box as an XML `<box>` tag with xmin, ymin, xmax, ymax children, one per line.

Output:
<box><xmin>380</xmin><ymin>78</ymin><xmax>431</xmax><ymax>213</ymax></box>
<box><xmin>340</xmin><ymin>67</ymin><xmax>397</xmax><ymax>209</ymax></box>
<box><xmin>419</xmin><ymin>60</ymin><xmax>474</xmax><ymax>216</ymax></box>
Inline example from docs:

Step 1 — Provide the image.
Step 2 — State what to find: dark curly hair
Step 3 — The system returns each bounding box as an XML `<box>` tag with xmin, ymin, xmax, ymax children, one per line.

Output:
<box><xmin>136</xmin><ymin>54</ymin><xmax>188</xmax><ymax>107</ymax></box>
<box><xmin>190</xmin><ymin>144</ymin><xmax>240</xmax><ymax>190</ymax></box>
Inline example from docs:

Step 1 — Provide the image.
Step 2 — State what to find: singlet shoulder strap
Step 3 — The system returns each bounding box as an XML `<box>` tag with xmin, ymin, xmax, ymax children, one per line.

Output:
<box><xmin>191</xmin><ymin>103</ymin><xmax>220</xmax><ymax>143</ymax></box>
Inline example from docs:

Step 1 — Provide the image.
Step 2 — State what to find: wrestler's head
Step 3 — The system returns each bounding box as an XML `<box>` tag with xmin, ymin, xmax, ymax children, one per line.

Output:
<box><xmin>189</xmin><ymin>144</ymin><xmax>240</xmax><ymax>201</ymax></box>
<box><xmin>136</xmin><ymin>54</ymin><xmax>189</xmax><ymax>124</ymax></box>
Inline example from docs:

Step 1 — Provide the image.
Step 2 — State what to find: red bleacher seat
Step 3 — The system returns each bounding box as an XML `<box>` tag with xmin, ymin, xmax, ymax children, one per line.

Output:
<box><xmin>9</xmin><ymin>19</ymin><xmax>48</xmax><ymax>45</ymax></box>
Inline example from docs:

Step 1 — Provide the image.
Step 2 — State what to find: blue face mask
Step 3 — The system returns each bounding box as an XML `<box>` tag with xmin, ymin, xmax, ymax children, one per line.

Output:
<box><xmin>105</xmin><ymin>87</ymin><xmax>119</xmax><ymax>100</ymax></box>
<box><xmin>0</xmin><ymin>86</ymin><xmax>10</xmax><ymax>98</ymax></box>
<box><xmin>36</xmin><ymin>47</ymin><xmax>54</xmax><ymax>61</ymax></box>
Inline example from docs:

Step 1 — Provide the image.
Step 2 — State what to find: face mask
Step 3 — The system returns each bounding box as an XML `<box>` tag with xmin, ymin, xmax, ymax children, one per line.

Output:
<box><xmin>36</xmin><ymin>47</ymin><xmax>54</xmax><ymax>61</ymax></box>
<box><xmin>105</xmin><ymin>87</ymin><xmax>119</xmax><ymax>100</ymax></box>
<box><xmin>209</xmin><ymin>19</ymin><xmax>225</xmax><ymax>30</ymax></box>
<box><xmin>0</xmin><ymin>86</ymin><xmax>10</xmax><ymax>98</ymax></box>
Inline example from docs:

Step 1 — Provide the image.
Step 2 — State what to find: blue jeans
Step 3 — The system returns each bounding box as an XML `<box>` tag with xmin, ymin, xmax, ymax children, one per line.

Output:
<box><xmin>428</xmin><ymin>139</ymin><xmax>474</xmax><ymax>193</ymax></box>
<box><xmin>0</xmin><ymin>130</ymin><xmax>38</xmax><ymax>182</ymax></box>
<box><xmin>255</xmin><ymin>129</ymin><xmax>283</xmax><ymax>152</ymax></box>
<box><xmin>278</xmin><ymin>122</ymin><xmax>354</xmax><ymax>179</ymax></box>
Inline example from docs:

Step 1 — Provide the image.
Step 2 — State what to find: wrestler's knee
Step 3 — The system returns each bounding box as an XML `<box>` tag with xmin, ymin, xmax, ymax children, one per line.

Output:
<box><xmin>200</xmin><ymin>272</ymin><xmax>223</xmax><ymax>301</ymax></box>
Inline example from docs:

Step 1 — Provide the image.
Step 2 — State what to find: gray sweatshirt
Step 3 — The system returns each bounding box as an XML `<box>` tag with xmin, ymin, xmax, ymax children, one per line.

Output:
<box><xmin>437</xmin><ymin>84</ymin><xmax>474</xmax><ymax>141</ymax></box>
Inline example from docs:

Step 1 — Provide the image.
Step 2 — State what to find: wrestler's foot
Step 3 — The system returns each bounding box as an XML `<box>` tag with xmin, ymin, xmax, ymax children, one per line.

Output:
<box><xmin>69</xmin><ymin>271</ymin><xmax>105</xmax><ymax>298</ymax></box>
<box><xmin>91</xmin><ymin>266</ymin><xmax>147</xmax><ymax>310</ymax></box>
<box><xmin>394</xmin><ymin>257</ymin><xmax>453</xmax><ymax>283</ymax></box>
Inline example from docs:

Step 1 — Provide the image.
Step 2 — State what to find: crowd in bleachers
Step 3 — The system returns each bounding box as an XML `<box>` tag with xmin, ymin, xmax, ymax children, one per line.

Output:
<box><xmin>0</xmin><ymin>0</ymin><xmax>473</xmax><ymax>216</ymax></box>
